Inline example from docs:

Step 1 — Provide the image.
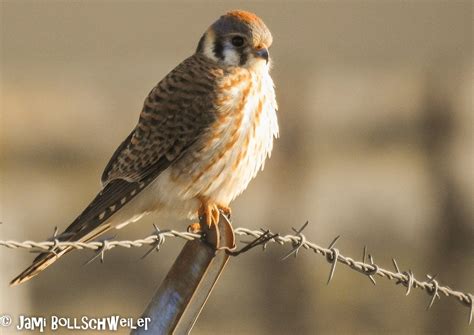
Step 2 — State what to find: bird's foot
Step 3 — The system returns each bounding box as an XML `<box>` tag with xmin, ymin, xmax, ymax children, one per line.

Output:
<box><xmin>218</xmin><ymin>205</ymin><xmax>231</xmax><ymax>220</ymax></box>
<box><xmin>200</xmin><ymin>202</ymin><xmax>220</xmax><ymax>229</ymax></box>
<box><xmin>187</xmin><ymin>202</ymin><xmax>231</xmax><ymax>234</ymax></box>
<box><xmin>187</xmin><ymin>200</ymin><xmax>235</xmax><ymax>250</ymax></box>
<box><xmin>187</xmin><ymin>223</ymin><xmax>202</xmax><ymax>234</ymax></box>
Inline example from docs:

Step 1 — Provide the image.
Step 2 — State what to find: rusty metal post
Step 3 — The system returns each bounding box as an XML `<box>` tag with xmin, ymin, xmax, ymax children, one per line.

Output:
<box><xmin>132</xmin><ymin>214</ymin><xmax>235</xmax><ymax>335</ymax></box>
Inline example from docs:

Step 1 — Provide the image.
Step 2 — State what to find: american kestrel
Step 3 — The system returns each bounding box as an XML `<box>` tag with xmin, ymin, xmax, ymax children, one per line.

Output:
<box><xmin>11</xmin><ymin>10</ymin><xmax>278</xmax><ymax>285</ymax></box>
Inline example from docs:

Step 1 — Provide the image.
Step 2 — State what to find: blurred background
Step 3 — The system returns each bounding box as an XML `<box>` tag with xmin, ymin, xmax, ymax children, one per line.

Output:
<box><xmin>1</xmin><ymin>1</ymin><xmax>472</xmax><ymax>334</ymax></box>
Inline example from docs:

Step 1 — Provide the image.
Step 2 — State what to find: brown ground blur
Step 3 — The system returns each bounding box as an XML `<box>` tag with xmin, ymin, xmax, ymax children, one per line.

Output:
<box><xmin>1</xmin><ymin>1</ymin><xmax>472</xmax><ymax>334</ymax></box>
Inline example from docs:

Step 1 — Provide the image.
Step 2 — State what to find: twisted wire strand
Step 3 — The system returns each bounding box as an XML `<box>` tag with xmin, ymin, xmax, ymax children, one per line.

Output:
<box><xmin>1</xmin><ymin>226</ymin><xmax>472</xmax><ymax>323</ymax></box>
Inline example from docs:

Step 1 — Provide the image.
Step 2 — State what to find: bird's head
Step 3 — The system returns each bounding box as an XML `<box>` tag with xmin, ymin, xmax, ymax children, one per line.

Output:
<box><xmin>197</xmin><ymin>10</ymin><xmax>273</xmax><ymax>70</ymax></box>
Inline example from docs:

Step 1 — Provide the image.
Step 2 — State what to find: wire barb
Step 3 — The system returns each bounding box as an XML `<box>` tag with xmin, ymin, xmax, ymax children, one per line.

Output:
<box><xmin>227</xmin><ymin>229</ymin><xmax>278</xmax><ymax>256</ymax></box>
<box><xmin>84</xmin><ymin>239</ymin><xmax>113</xmax><ymax>266</ymax></box>
<box><xmin>326</xmin><ymin>235</ymin><xmax>341</xmax><ymax>285</ymax></box>
<box><xmin>392</xmin><ymin>258</ymin><xmax>401</xmax><ymax>273</ymax></box>
<box><xmin>365</xmin><ymin>253</ymin><xmax>378</xmax><ymax>285</ymax></box>
<box><xmin>426</xmin><ymin>274</ymin><xmax>440</xmax><ymax>310</ymax></box>
<box><xmin>281</xmin><ymin>221</ymin><xmax>309</xmax><ymax>261</ymax></box>
<box><xmin>141</xmin><ymin>224</ymin><xmax>168</xmax><ymax>259</ymax></box>
<box><xmin>43</xmin><ymin>226</ymin><xmax>61</xmax><ymax>256</ymax></box>
<box><xmin>468</xmin><ymin>294</ymin><xmax>473</xmax><ymax>325</ymax></box>
<box><xmin>401</xmin><ymin>270</ymin><xmax>415</xmax><ymax>296</ymax></box>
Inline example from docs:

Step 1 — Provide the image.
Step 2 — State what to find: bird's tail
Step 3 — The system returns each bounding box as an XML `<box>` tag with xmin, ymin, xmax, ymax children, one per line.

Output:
<box><xmin>10</xmin><ymin>223</ymin><xmax>112</xmax><ymax>286</ymax></box>
<box><xmin>10</xmin><ymin>222</ymin><xmax>112</xmax><ymax>286</ymax></box>
<box><xmin>10</xmin><ymin>179</ymin><xmax>150</xmax><ymax>286</ymax></box>
<box><xmin>10</xmin><ymin>248</ymin><xmax>71</xmax><ymax>286</ymax></box>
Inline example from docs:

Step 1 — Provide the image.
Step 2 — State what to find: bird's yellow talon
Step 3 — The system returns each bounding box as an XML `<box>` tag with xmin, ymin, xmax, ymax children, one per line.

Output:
<box><xmin>197</xmin><ymin>200</ymin><xmax>230</xmax><ymax>231</ymax></box>
<box><xmin>187</xmin><ymin>223</ymin><xmax>202</xmax><ymax>233</ymax></box>
<box><xmin>218</xmin><ymin>205</ymin><xmax>231</xmax><ymax>218</ymax></box>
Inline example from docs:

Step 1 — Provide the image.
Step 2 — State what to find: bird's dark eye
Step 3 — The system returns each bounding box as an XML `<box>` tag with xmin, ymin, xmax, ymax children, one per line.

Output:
<box><xmin>231</xmin><ymin>36</ymin><xmax>245</xmax><ymax>47</ymax></box>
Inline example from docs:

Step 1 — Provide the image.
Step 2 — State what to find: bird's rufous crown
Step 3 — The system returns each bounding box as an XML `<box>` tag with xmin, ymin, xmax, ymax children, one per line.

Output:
<box><xmin>225</xmin><ymin>10</ymin><xmax>261</xmax><ymax>25</ymax></box>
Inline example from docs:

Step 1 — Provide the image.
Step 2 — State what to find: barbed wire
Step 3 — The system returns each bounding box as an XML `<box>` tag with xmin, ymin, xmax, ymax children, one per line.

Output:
<box><xmin>1</xmin><ymin>224</ymin><xmax>472</xmax><ymax>324</ymax></box>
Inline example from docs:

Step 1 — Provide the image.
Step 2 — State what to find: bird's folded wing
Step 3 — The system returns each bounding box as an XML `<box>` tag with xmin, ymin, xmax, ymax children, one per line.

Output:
<box><xmin>61</xmin><ymin>56</ymin><xmax>220</xmax><ymax>243</ymax></box>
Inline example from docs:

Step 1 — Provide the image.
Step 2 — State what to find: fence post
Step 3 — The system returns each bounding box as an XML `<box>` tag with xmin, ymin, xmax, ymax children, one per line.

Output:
<box><xmin>132</xmin><ymin>213</ymin><xmax>235</xmax><ymax>334</ymax></box>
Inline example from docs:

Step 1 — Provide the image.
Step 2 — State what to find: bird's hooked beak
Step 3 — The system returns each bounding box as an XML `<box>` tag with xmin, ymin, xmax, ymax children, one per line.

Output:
<box><xmin>254</xmin><ymin>47</ymin><xmax>269</xmax><ymax>64</ymax></box>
